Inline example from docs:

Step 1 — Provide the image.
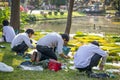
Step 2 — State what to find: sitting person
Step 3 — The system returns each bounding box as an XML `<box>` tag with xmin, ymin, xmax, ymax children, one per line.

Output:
<box><xmin>11</xmin><ymin>29</ymin><xmax>35</xmax><ymax>56</ymax></box>
<box><xmin>31</xmin><ymin>32</ymin><xmax>70</xmax><ymax>62</ymax></box>
<box><xmin>2</xmin><ymin>19</ymin><xmax>16</xmax><ymax>43</ymax></box>
<box><xmin>74</xmin><ymin>41</ymin><xmax>108</xmax><ymax>76</ymax></box>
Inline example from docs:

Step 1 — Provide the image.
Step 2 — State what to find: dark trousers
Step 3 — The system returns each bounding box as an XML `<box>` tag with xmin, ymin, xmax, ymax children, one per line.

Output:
<box><xmin>77</xmin><ymin>54</ymin><xmax>102</xmax><ymax>72</ymax></box>
<box><xmin>12</xmin><ymin>41</ymin><xmax>28</xmax><ymax>53</ymax></box>
<box><xmin>36</xmin><ymin>45</ymin><xmax>57</xmax><ymax>61</ymax></box>
<box><xmin>2</xmin><ymin>35</ymin><xmax>6</xmax><ymax>42</ymax></box>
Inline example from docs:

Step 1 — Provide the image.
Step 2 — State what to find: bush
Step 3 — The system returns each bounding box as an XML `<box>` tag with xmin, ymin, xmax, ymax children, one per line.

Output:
<box><xmin>29</xmin><ymin>15</ymin><xmax>36</xmax><ymax>21</ymax></box>
<box><xmin>0</xmin><ymin>7</ymin><xmax>10</xmax><ymax>26</ymax></box>
<box><xmin>108</xmin><ymin>52</ymin><xmax>119</xmax><ymax>56</ymax></box>
<box><xmin>48</xmin><ymin>11</ymin><xmax>52</xmax><ymax>15</ymax></box>
<box><xmin>54</xmin><ymin>11</ymin><xmax>58</xmax><ymax>15</ymax></box>
<box><xmin>60</xmin><ymin>12</ymin><xmax>64</xmax><ymax>15</ymax></box>
<box><xmin>107</xmin><ymin>56</ymin><xmax>120</xmax><ymax>62</ymax></box>
<box><xmin>112</xmin><ymin>36</ymin><xmax>120</xmax><ymax>42</ymax></box>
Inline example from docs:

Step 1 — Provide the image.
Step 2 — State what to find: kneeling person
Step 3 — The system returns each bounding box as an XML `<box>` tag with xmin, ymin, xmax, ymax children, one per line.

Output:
<box><xmin>32</xmin><ymin>32</ymin><xmax>70</xmax><ymax>62</ymax></box>
<box><xmin>11</xmin><ymin>29</ymin><xmax>35</xmax><ymax>55</ymax></box>
<box><xmin>74</xmin><ymin>41</ymin><xmax>108</xmax><ymax>76</ymax></box>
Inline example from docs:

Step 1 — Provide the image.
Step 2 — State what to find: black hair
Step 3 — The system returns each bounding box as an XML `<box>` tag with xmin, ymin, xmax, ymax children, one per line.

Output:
<box><xmin>2</xmin><ymin>19</ymin><xmax>9</xmax><ymax>26</ymax></box>
<box><xmin>60</xmin><ymin>33</ymin><xmax>69</xmax><ymax>41</ymax></box>
<box><xmin>91</xmin><ymin>41</ymin><xmax>99</xmax><ymax>46</ymax></box>
<box><xmin>25</xmin><ymin>29</ymin><xmax>34</xmax><ymax>34</ymax></box>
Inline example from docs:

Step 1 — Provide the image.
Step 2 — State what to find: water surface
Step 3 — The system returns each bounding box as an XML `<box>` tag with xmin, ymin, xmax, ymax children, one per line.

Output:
<box><xmin>25</xmin><ymin>16</ymin><xmax>120</xmax><ymax>34</ymax></box>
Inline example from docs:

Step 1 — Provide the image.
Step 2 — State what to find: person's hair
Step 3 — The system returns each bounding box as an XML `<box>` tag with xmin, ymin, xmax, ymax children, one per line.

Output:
<box><xmin>25</xmin><ymin>29</ymin><xmax>34</xmax><ymax>34</ymax></box>
<box><xmin>91</xmin><ymin>41</ymin><xmax>99</xmax><ymax>46</ymax></box>
<box><xmin>2</xmin><ymin>19</ymin><xmax>9</xmax><ymax>26</ymax></box>
<box><xmin>60</xmin><ymin>33</ymin><xmax>69</xmax><ymax>41</ymax></box>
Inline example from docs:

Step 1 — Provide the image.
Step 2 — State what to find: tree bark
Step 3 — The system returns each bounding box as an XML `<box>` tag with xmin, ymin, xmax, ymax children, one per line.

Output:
<box><xmin>10</xmin><ymin>0</ymin><xmax>20</xmax><ymax>34</ymax></box>
<box><xmin>65</xmin><ymin>0</ymin><xmax>74</xmax><ymax>35</ymax></box>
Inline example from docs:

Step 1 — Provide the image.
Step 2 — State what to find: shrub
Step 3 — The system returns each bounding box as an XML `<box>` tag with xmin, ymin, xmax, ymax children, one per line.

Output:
<box><xmin>25</xmin><ymin>14</ymin><xmax>36</xmax><ymax>22</ymax></box>
<box><xmin>48</xmin><ymin>11</ymin><xmax>52</xmax><ymax>15</ymax></box>
<box><xmin>54</xmin><ymin>11</ymin><xmax>58</xmax><ymax>15</ymax></box>
<box><xmin>0</xmin><ymin>7</ymin><xmax>10</xmax><ymax>26</ymax></box>
<box><xmin>60</xmin><ymin>12</ymin><xmax>64</xmax><ymax>15</ymax></box>
<box><xmin>107</xmin><ymin>56</ymin><xmax>120</xmax><ymax>62</ymax></box>
<box><xmin>112</xmin><ymin>36</ymin><xmax>120</xmax><ymax>42</ymax></box>
<box><xmin>108</xmin><ymin>52</ymin><xmax>119</xmax><ymax>56</ymax></box>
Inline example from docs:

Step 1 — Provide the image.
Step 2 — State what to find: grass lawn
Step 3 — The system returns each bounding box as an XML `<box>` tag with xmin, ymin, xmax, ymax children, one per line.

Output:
<box><xmin>0</xmin><ymin>32</ymin><xmax>120</xmax><ymax>80</ymax></box>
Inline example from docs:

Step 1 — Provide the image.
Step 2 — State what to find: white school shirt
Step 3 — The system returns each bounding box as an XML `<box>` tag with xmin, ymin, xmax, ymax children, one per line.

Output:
<box><xmin>37</xmin><ymin>32</ymin><xmax>64</xmax><ymax>54</ymax></box>
<box><xmin>74</xmin><ymin>43</ymin><xmax>107</xmax><ymax>68</ymax></box>
<box><xmin>11</xmin><ymin>33</ymin><xmax>34</xmax><ymax>49</ymax></box>
<box><xmin>3</xmin><ymin>26</ymin><xmax>16</xmax><ymax>43</ymax></box>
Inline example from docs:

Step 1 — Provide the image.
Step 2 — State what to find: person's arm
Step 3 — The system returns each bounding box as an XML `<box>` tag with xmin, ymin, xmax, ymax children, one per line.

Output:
<box><xmin>93</xmin><ymin>47</ymin><xmax>108</xmax><ymax>70</ymax></box>
<box><xmin>23</xmin><ymin>35</ymin><xmax>35</xmax><ymax>49</ymax></box>
<box><xmin>99</xmin><ymin>55</ymin><xmax>107</xmax><ymax>70</ymax></box>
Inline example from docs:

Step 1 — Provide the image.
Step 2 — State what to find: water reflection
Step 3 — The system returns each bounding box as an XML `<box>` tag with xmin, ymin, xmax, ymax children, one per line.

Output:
<box><xmin>25</xmin><ymin>16</ymin><xmax>120</xmax><ymax>34</ymax></box>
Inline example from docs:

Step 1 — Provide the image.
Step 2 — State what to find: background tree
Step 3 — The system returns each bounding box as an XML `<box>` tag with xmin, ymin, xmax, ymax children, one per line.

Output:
<box><xmin>65</xmin><ymin>0</ymin><xmax>74</xmax><ymax>35</ymax></box>
<box><xmin>10</xmin><ymin>0</ymin><xmax>20</xmax><ymax>34</ymax></box>
<box><xmin>112</xmin><ymin>0</ymin><xmax>120</xmax><ymax>12</ymax></box>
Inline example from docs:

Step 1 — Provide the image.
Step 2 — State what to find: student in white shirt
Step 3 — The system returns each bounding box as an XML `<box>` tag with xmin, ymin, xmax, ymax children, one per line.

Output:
<box><xmin>74</xmin><ymin>41</ymin><xmax>108</xmax><ymax>75</ymax></box>
<box><xmin>31</xmin><ymin>32</ymin><xmax>70</xmax><ymax>62</ymax></box>
<box><xmin>11</xmin><ymin>29</ymin><xmax>35</xmax><ymax>56</ymax></box>
<box><xmin>2</xmin><ymin>20</ymin><xmax>16</xmax><ymax>43</ymax></box>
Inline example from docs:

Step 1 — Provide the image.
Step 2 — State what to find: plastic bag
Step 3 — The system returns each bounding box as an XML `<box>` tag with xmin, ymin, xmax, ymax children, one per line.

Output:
<box><xmin>19</xmin><ymin>65</ymin><xmax>43</xmax><ymax>71</ymax></box>
<box><xmin>0</xmin><ymin>62</ymin><xmax>14</xmax><ymax>72</ymax></box>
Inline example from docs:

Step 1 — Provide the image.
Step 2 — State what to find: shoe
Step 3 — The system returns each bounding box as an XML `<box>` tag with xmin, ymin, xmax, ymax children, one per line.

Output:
<box><xmin>89</xmin><ymin>73</ymin><xmax>98</xmax><ymax>78</ymax></box>
<box><xmin>86</xmin><ymin>70</ymin><xmax>93</xmax><ymax>76</ymax></box>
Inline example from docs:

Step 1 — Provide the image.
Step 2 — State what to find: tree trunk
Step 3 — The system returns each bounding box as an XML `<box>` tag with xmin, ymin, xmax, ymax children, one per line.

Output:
<box><xmin>65</xmin><ymin>0</ymin><xmax>74</xmax><ymax>35</ymax></box>
<box><xmin>10</xmin><ymin>0</ymin><xmax>20</xmax><ymax>34</ymax></box>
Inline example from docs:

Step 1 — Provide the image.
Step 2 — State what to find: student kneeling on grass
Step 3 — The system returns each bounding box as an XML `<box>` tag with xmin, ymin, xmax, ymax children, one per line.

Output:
<box><xmin>2</xmin><ymin>19</ymin><xmax>16</xmax><ymax>43</ymax></box>
<box><xmin>11</xmin><ymin>29</ymin><xmax>36</xmax><ymax>56</ymax></box>
<box><xmin>31</xmin><ymin>32</ymin><xmax>70</xmax><ymax>63</ymax></box>
<box><xmin>74</xmin><ymin>41</ymin><xmax>108</xmax><ymax>76</ymax></box>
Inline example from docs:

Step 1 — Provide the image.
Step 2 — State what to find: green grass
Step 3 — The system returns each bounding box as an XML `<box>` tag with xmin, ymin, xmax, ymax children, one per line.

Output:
<box><xmin>0</xmin><ymin>32</ymin><xmax>120</xmax><ymax>80</ymax></box>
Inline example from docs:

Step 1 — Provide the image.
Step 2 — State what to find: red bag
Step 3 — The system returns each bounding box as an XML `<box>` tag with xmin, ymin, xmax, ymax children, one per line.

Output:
<box><xmin>48</xmin><ymin>59</ymin><xmax>61</xmax><ymax>72</ymax></box>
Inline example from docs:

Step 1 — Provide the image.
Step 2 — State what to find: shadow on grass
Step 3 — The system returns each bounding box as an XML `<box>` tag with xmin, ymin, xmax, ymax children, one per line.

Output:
<box><xmin>0</xmin><ymin>42</ymin><xmax>23</xmax><ymax>66</ymax></box>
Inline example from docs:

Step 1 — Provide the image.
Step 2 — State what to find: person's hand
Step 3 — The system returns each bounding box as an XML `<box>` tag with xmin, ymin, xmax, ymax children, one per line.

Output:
<box><xmin>33</xmin><ymin>47</ymin><xmax>36</xmax><ymax>49</ymax></box>
<box><xmin>59</xmin><ymin>53</ymin><xmax>70</xmax><ymax>59</ymax></box>
<box><xmin>65</xmin><ymin>56</ymin><xmax>70</xmax><ymax>59</ymax></box>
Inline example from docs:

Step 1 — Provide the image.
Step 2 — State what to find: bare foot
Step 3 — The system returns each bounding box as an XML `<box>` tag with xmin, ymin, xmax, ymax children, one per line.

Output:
<box><xmin>31</xmin><ymin>51</ymin><xmax>37</xmax><ymax>62</ymax></box>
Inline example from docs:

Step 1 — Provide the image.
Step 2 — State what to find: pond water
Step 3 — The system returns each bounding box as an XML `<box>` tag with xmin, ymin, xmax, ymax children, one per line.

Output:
<box><xmin>25</xmin><ymin>16</ymin><xmax>120</xmax><ymax>34</ymax></box>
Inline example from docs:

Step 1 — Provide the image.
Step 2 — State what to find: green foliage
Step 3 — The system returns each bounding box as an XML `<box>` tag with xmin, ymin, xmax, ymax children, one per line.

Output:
<box><xmin>20</xmin><ymin>12</ymin><xmax>28</xmax><ymax>26</ymax></box>
<box><xmin>50</xmin><ymin>0</ymin><xmax>66</xmax><ymax>6</ymax></box>
<box><xmin>109</xmin><ymin>48</ymin><xmax>120</xmax><ymax>56</ymax></box>
<box><xmin>109</xmin><ymin>52</ymin><xmax>119</xmax><ymax>56</ymax></box>
<box><xmin>0</xmin><ymin>7</ymin><xmax>10</xmax><ymax>26</ymax></box>
<box><xmin>112</xmin><ymin>0</ymin><xmax>120</xmax><ymax>11</ymax></box>
<box><xmin>54</xmin><ymin>11</ymin><xmax>58</xmax><ymax>15</ymax></box>
<box><xmin>60</xmin><ymin>12</ymin><xmax>64</xmax><ymax>15</ymax></box>
<box><xmin>21</xmin><ymin>12</ymin><xmax>36</xmax><ymax>23</ymax></box>
<box><xmin>107</xmin><ymin>56</ymin><xmax>120</xmax><ymax>62</ymax></box>
<box><xmin>74</xmin><ymin>32</ymin><xmax>86</xmax><ymax>37</ymax></box>
<box><xmin>112</xmin><ymin>36</ymin><xmax>120</xmax><ymax>42</ymax></box>
<box><xmin>27</xmin><ymin>14</ymin><xmax>36</xmax><ymax>21</ymax></box>
<box><xmin>48</xmin><ymin>11</ymin><xmax>52</xmax><ymax>15</ymax></box>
